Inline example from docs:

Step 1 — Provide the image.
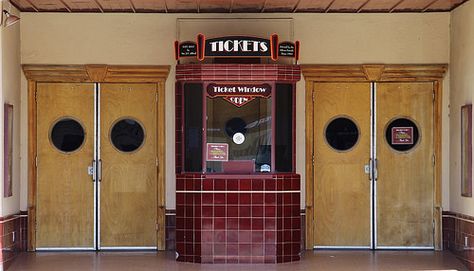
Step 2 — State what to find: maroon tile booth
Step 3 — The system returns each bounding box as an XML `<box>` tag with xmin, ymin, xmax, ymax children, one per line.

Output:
<box><xmin>174</xmin><ymin>34</ymin><xmax>302</xmax><ymax>264</ymax></box>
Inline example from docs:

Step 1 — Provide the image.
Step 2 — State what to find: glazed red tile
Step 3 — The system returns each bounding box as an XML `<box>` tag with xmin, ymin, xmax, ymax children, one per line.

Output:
<box><xmin>176</xmin><ymin>218</ymin><xmax>185</xmax><ymax>229</ymax></box>
<box><xmin>239</xmin><ymin>193</ymin><xmax>251</xmax><ymax>204</ymax></box>
<box><xmin>265</xmin><ymin>206</ymin><xmax>276</xmax><ymax>217</ymax></box>
<box><xmin>284</xmin><ymin>231</ymin><xmax>292</xmax><ymax>242</ymax></box>
<box><xmin>202</xmin><ymin>218</ymin><xmax>213</xmax><ymax>230</ymax></box>
<box><xmin>265</xmin><ymin>244</ymin><xmax>277</xmax><ymax>255</ymax></box>
<box><xmin>203</xmin><ymin>179</ymin><xmax>213</xmax><ymax>191</ymax></box>
<box><xmin>214</xmin><ymin>244</ymin><xmax>226</xmax><ymax>256</ymax></box>
<box><xmin>252</xmin><ymin>244</ymin><xmax>264</xmax><ymax>256</ymax></box>
<box><xmin>194</xmin><ymin>194</ymin><xmax>202</xmax><ymax>205</ymax></box>
<box><xmin>214</xmin><ymin>179</ymin><xmax>226</xmax><ymax>190</ymax></box>
<box><xmin>176</xmin><ymin>193</ymin><xmax>185</xmax><ymax>205</ymax></box>
<box><xmin>292</xmin><ymin>217</ymin><xmax>300</xmax><ymax>229</ymax></box>
<box><xmin>240</xmin><ymin>179</ymin><xmax>251</xmax><ymax>191</ymax></box>
<box><xmin>292</xmin><ymin>230</ymin><xmax>301</xmax><ymax>242</ymax></box>
<box><xmin>292</xmin><ymin>193</ymin><xmax>300</xmax><ymax>204</ymax></box>
<box><xmin>239</xmin><ymin>206</ymin><xmax>251</xmax><ymax>217</ymax></box>
<box><xmin>252</xmin><ymin>193</ymin><xmax>264</xmax><ymax>204</ymax></box>
<box><xmin>239</xmin><ymin>244</ymin><xmax>252</xmax><ymax>256</ymax></box>
<box><xmin>214</xmin><ymin>206</ymin><xmax>226</xmax><ymax>217</ymax></box>
<box><xmin>185</xmin><ymin>180</ymin><xmax>194</xmax><ymax>191</ymax></box>
<box><xmin>202</xmin><ymin>206</ymin><xmax>213</xmax><ymax>217</ymax></box>
<box><xmin>226</xmin><ymin>218</ymin><xmax>239</xmax><ymax>230</ymax></box>
<box><xmin>239</xmin><ymin>218</ymin><xmax>251</xmax><ymax>230</ymax></box>
<box><xmin>265</xmin><ymin>231</ymin><xmax>276</xmax><ymax>243</ymax></box>
<box><xmin>215</xmin><ymin>218</ymin><xmax>225</xmax><ymax>229</ymax></box>
<box><xmin>252</xmin><ymin>218</ymin><xmax>264</xmax><ymax>230</ymax></box>
<box><xmin>214</xmin><ymin>231</ymin><xmax>226</xmax><ymax>243</ymax></box>
<box><xmin>202</xmin><ymin>194</ymin><xmax>213</xmax><ymax>205</ymax></box>
<box><xmin>194</xmin><ymin>206</ymin><xmax>202</xmax><ymax>218</ymax></box>
<box><xmin>227</xmin><ymin>179</ymin><xmax>239</xmax><ymax>191</ymax></box>
<box><xmin>227</xmin><ymin>194</ymin><xmax>238</xmax><ymax>204</ymax></box>
<box><xmin>239</xmin><ymin>231</ymin><xmax>252</xmax><ymax>243</ymax></box>
<box><xmin>264</xmin><ymin>256</ymin><xmax>276</xmax><ymax>263</ymax></box>
<box><xmin>227</xmin><ymin>257</ymin><xmax>239</xmax><ymax>264</ymax></box>
<box><xmin>239</xmin><ymin>256</ymin><xmax>252</xmax><ymax>264</ymax></box>
<box><xmin>214</xmin><ymin>193</ymin><xmax>226</xmax><ymax>204</ymax></box>
<box><xmin>252</xmin><ymin>179</ymin><xmax>264</xmax><ymax>190</ymax></box>
<box><xmin>185</xmin><ymin>206</ymin><xmax>193</xmax><ymax>217</ymax></box>
<box><xmin>284</xmin><ymin>206</ymin><xmax>292</xmax><ymax>217</ymax></box>
<box><xmin>265</xmin><ymin>194</ymin><xmax>276</xmax><ymax>204</ymax></box>
<box><xmin>252</xmin><ymin>231</ymin><xmax>264</xmax><ymax>242</ymax></box>
<box><xmin>284</xmin><ymin>218</ymin><xmax>292</xmax><ymax>230</ymax></box>
<box><xmin>265</xmin><ymin>218</ymin><xmax>276</xmax><ymax>230</ymax></box>
<box><xmin>265</xmin><ymin>179</ymin><xmax>276</xmax><ymax>191</ymax></box>
<box><xmin>283</xmin><ymin>193</ymin><xmax>292</xmax><ymax>205</ymax></box>
<box><xmin>176</xmin><ymin>178</ymin><xmax>185</xmax><ymax>190</ymax></box>
<box><xmin>292</xmin><ymin>205</ymin><xmax>300</xmax><ymax>216</ymax></box>
<box><xmin>227</xmin><ymin>206</ymin><xmax>239</xmax><ymax>217</ymax></box>
<box><xmin>227</xmin><ymin>230</ymin><xmax>239</xmax><ymax>243</ymax></box>
<box><xmin>202</xmin><ymin>231</ymin><xmax>213</xmax><ymax>243</ymax></box>
<box><xmin>252</xmin><ymin>206</ymin><xmax>264</xmax><ymax>217</ymax></box>
<box><xmin>201</xmin><ymin>243</ymin><xmax>213</xmax><ymax>256</ymax></box>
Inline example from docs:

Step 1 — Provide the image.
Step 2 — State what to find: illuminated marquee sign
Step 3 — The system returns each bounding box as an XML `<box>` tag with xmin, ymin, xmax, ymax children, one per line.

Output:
<box><xmin>207</xmin><ymin>83</ymin><xmax>271</xmax><ymax>107</ymax></box>
<box><xmin>174</xmin><ymin>34</ymin><xmax>300</xmax><ymax>62</ymax></box>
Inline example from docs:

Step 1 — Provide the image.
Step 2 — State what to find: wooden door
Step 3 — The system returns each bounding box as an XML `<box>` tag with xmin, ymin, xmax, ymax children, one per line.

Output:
<box><xmin>36</xmin><ymin>83</ymin><xmax>95</xmax><ymax>249</ymax></box>
<box><xmin>376</xmin><ymin>82</ymin><xmax>434</xmax><ymax>248</ymax></box>
<box><xmin>99</xmin><ymin>83</ymin><xmax>158</xmax><ymax>248</ymax></box>
<box><xmin>313</xmin><ymin>83</ymin><xmax>372</xmax><ymax>247</ymax></box>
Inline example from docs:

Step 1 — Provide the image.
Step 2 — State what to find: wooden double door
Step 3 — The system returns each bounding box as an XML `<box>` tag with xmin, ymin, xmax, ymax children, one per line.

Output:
<box><xmin>313</xmin><ymin>82</ymin><xmax>434</xmax><ymax>249</ymax></box>
<box><xmin>36</xmin><ymin>83</ymin><xmax>159</xmax><ymax>250</ymax></box>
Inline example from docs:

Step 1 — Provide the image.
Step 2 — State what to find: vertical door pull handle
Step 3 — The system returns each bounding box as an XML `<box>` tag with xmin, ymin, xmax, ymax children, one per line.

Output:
<box><xmin>365</xmin><ymin>158</ymin><xmax>373</xmax><ymax>181</ymax></box>
<box><xmin>97</xmin><ymin>159</ymin><xmax>102</xmax><ymax>182</ymax></box>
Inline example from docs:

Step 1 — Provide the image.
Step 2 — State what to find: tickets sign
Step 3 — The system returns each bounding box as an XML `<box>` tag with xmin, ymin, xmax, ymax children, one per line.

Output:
<box><xmin>207</xmin><ymin>143</ymin><xmax>229</xmax><ymax>161</ymax></box>
<box><xmin>391</xmin><ymin>127</ymin><xmax>414</xmax><ymax>145</ymax></box>
<box><xmin>207</xmin><ymin>83</ymin><xmax>271</xmax><ymax>107</ymax></box>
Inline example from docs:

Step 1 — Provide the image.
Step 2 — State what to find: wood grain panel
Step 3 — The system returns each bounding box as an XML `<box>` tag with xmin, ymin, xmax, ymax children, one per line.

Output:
<box><xmin>231</xmin><ymin>0</ymin><xmax>266</xmax><ymax>12</ymax></box>
<box><xmin>263</xmin><ymin>0</ymin><xmax>298</xmax><ymax>12</ymax></box>
<box><xmin>328</xmin><ymin>0</ymin><xmax>370</xmax><ymax>12</ymax></box>
<box><xmin>392</xmin><ymin>0</ymin><xmax>436</xmax><ymax>11</ymax></box>
<box><xmin>376</xmin><ymin>82</ymin><xmax>434</xmax><ymax>248</ymax></box>
<box><xmin>36</xmin><ymin>83</ymin><xmax>95</xmax><ymax>248</ymax></box>
<box><xmin>360</xmin><ymin>0</ymin><xmax>401</xmax><ymax>12</ymax></box>
<box><xmin>95</xmin><ymin>0</ymin><xmax>134</xmax><ymax>11</ymax></box>
<box><xmin>132</xmin><ymin>0</ymin><xmax>167</xmax><ymax>12</ymax></box>
<box><xmin>166</xmin><ymin>0</ymin><xmax>198</xmax><ymax>12</ymax></box>
<box><xmin>61</xmin><ymin>0</ymin><xmax>101</xmax><ymax>12</ymax></box>
<box><xmin>9</xmin><ymin>0</ymin><xmax>38</xmax><ymax>12</ymax></box>
<box><xmin>199</xmin><ymin>0</ymin><xmax>231</xmax><ymax>12</ymax></box>
<box><xmin>30</xmin><ymin>0</ymin><xmax>68</xmax><ymax>11</ymax></box>
<box><xmin>313</xmin><ymin>82</ymin><xmax>371</xmax><ymax>247</ymax></box>
<box><xmin>296</xmin><ymin>0</ymin><xmax>333</xmax><ymax>12</ymax></box>
<box><xmin>426</xmin><ymin>0</ymin><xmax>465</xmax><ymax>10</ymax></box>
<box><xmin>100</xmin><ymin>83</ymin><xmax>158</xmax><ymax>247</ymax></box>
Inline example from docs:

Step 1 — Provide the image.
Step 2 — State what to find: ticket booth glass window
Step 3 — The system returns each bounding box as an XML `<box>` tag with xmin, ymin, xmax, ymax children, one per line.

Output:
<box><xmin>206</xmin><ymin>95</ymin><xmax>272</xmax><ymax>173</ymax></box>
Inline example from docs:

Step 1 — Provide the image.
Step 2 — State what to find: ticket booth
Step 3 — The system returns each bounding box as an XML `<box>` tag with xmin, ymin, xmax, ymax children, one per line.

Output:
<box><xmin>175</xmin><ymin>35</ymin><xmax>301</xmax><ymax>263</ymax></box>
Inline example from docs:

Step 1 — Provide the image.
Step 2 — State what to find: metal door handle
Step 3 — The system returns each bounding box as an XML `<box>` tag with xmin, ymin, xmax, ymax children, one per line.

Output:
<box><xmin>365</xmin><ymin>158</ymin><xmax>373</xmax><ymax>181</ymax></box>
<box><xmin>97</xmin><ymin>159</ymin><xmax>102</xmax><ymax>182</ymax></box>
<box><xmin>88</xmin><ymin>160</ymin><xmax>96</xmax><ymax>182</ymax></box>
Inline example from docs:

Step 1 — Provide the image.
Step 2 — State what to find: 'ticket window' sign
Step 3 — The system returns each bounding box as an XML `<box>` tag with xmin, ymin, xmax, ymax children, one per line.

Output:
<box><xmin>207</xmin><ymin>83</ymin><xmax>271</xmax><ymax>107</ymax></box>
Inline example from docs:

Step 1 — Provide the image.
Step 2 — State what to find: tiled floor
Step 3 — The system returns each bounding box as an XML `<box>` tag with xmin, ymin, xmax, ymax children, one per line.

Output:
<box><xmin>6</xmin><ymin>250</ymin><xmax>468</xmax><ymax>271</ymax></box>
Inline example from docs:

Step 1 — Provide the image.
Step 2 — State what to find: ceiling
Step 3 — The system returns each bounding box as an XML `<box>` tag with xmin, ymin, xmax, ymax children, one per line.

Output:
<box><xmin>9</xmin><ymin>0</ymin><xmax>469</xmax><ymax>13</ymax></box>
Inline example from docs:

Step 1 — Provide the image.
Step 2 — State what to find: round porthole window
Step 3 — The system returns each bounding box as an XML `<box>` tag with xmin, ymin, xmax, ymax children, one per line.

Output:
<box><xmin>50</xmin><ymin>117</ymin><xmax>86</xmax><ymax>153</ymax></box>
<box><xmin>110</xmin><ymin>118</ymin><xmax>145</xmax><ymax>153</ymax></box>
<box><xmin>325</xmin><ymin>117</ymin><xmax>360</xmax><ymax>151</ymax></box>
<box><xmin>385</xmin><ymin>117</ymin><xmax>420</xmax><ymax>152</ymax></box>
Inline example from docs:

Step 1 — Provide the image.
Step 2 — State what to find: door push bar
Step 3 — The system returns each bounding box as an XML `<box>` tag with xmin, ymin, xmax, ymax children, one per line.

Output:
<box><xmin>365</xmin><ymin>158</ymin><xmax>378</xmax><ymax>181</ymax></box>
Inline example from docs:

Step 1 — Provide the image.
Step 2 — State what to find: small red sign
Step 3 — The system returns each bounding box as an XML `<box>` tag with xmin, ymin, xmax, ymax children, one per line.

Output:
<box><xmin>207</xmin><ymin>83</ymin><xmax>271</xmax><ymax>107</ymax></box>
<box><xmin>206</xmin><ymin>143</ymin><xmax>229</xmax><ymax>161</ymax></box>
<box><xmin>392</xmin><ymin>127</ymin><xmax>414</xmax><ymax>145</ymax></box>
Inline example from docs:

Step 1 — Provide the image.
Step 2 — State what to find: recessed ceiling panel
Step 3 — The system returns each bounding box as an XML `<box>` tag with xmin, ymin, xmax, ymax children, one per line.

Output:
<box><xmin>9</xmin><ymin>0</ymin><xmax>37</xmax><ymax>11</ymax></box>
<box><xmin>199</xmin><ymin>0</ymin><xmax>231</xmax><ymax>12</ymax></box>
<box><xmin>426</xmin><ymin>0</ymin><xmax>465</xmax><ymax>10</ymax></box>
<box><xmin>30</xmin><ymin>0</ymin><xmax>68</xmax><ymax>11</ymax></box>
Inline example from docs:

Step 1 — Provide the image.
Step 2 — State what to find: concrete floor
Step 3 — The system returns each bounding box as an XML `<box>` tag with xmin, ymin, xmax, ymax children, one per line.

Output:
<box><xmin>8</xmin><ymin>250</ymin><xmax>468</xmax><ymax>271</ymax></box>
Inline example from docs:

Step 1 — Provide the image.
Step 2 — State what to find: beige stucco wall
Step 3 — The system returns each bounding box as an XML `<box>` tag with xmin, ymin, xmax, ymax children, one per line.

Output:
<box><xmin>19</xmin><ymin>12</ymin><xmax>451</xmax><ymax>211</ymax></box>
<box><xmin>1</xmin><ymin>2</ymin><xmax>21</xmax><ymax>217</ymax></box>
<box><xmin>449</xmin><ymin>1</ymin><xmax>474</xmax><ymax>217</ymax></box>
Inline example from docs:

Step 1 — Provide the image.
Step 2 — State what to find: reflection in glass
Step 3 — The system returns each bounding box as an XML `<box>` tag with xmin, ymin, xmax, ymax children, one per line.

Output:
<box><xmin>110</xmin><ymin>118</ymin><xmax>145</xmax><ymax>152</ymax></box>
<box><xmin>50</xmin><ymin>118</ymin><xmax>85</xmax><ymax>153</ymax></box>
<box><xmin>206</xmin><ymin>97</ymin><xmax>272</xmax><ymax>173</ymax></box>
<box><xmin>325</xmin><ymin>117</ymin><xmax>359</xmax><ymax>151</ymax></box>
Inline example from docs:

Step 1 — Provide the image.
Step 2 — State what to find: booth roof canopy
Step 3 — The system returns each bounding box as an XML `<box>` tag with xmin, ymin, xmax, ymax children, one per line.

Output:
<box><xmin>9</xmin><ymin>0</ymin><xmax>469</xmax><ymax>13</ymax></box>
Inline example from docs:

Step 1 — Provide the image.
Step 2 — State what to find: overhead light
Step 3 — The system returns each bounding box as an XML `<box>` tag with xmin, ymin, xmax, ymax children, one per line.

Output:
<box><xmin>2</xmin><ymin>10</ymin><xmax>20</xmax><ymax>27</ymax></box>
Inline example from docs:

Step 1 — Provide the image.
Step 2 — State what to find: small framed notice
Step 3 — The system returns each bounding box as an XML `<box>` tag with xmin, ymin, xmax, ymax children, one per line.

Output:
<box><xmin>206</xmin><ymin>143</ymin><xmax>229</xmax><ymax>161</ymax></box>
<box><xmin>391</xmin><ymin>127</ymin><xmax>414</xmax><ymax>145</ymax></box>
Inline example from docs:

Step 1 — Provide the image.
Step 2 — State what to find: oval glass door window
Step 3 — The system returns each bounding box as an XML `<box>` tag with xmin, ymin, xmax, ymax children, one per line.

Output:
<box><xmin>325</xmin><ymin>117</ymin><xmax>360</xmax><ymax>151</ymax></box>
<box><xmin>385</xmin><ymin>118</ymin><xmax>420</xmax><ymax>152</ymax></box>
<box><xmin>110</xmin><ymin>118</ymin><xmax>145</xmax><ymax>153</ymax></box>
<box><xmin>50</xmin><ymin>118</ymin><xmax>85</xmax><ymax>153</ymax></box>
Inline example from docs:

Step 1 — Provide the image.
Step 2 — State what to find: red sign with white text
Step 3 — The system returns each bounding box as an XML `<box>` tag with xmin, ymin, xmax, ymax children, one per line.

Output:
<box><xmin>391</xmin><ymin>127</ymin><xmax>414</xmax><ymax>145</ymax></box>
<box><xmin>207</xmin><ymin>83</ymin><xmax>271</xmax><ymax>107</ymax></box>
<box><xmin>206</xmin><ymin>143</ymin><xmax>229</xmax><ymax>161</ymax></box>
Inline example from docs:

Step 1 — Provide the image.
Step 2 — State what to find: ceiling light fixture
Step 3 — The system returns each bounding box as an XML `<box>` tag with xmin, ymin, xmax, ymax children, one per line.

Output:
<box><xmin>2</xmin><ymin>10</ymin><xmax>20</xmax><ymax>27</ymax></box>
